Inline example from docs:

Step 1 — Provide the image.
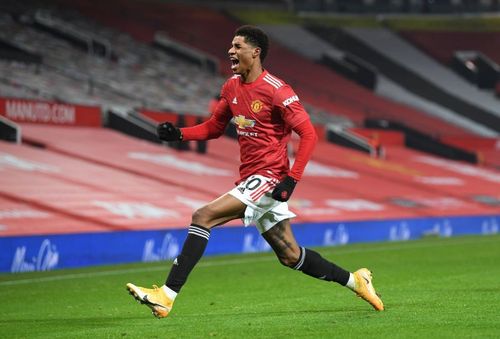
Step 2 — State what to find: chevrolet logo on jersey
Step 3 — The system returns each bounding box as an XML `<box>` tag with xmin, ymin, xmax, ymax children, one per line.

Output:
<box><xmin>233</xmin><ymin>115</ymin><xmax>255</xmax><ymax>129</ymax></box>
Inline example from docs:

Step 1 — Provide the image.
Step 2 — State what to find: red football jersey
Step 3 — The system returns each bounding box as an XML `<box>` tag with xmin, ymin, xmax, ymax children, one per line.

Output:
<box><xmin>219</xmin><ymin>70</ymin><xmax>310</xmax><ymax>182</ymax></box>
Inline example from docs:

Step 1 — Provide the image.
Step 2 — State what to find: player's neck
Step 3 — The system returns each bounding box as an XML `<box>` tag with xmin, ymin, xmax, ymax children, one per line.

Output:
<box><xmin>240</xmin><ymin>65</ymin><xmax>264</xmax><ymax>84</ymax></box>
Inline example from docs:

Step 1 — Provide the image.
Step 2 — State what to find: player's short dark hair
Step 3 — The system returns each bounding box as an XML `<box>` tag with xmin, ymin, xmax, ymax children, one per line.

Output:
<box><xmin>234</xmin><ymin>25</ymin><xmax>269</xmax><ymax>62</ymax></box>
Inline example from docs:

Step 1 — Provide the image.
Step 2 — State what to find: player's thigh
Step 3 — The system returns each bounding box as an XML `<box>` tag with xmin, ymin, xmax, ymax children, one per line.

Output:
<box><xmin>193</xmin><ymin>193</ymin><xmax>246</xmax><ymax>228</ymax></box>
<box><xmin>261</xmin><ymin>219</ymin><xmax>300</xmax><ymax>265</ymax></box>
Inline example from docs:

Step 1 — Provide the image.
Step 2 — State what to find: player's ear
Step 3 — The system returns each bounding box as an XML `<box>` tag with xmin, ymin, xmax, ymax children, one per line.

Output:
<box><xmin>253</xmin><ymin>47</ymin><xmax>261</xmax><ymax>59</ymax></box>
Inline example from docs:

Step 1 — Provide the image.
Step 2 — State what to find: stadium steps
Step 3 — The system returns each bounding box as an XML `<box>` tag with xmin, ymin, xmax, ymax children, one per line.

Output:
<box><xmin>374</xmin><ymin>75</ymin><xmax>496</xmax><ymax>137</ymax></box>
<box><xmin>200</xmin><ymin>131</ymin><xmax>499</xmax><ymax>219</ymax></box>
<box><xmin>398</xmin><ymin>30</ymin><xmax>500</xmax><ymax>66</ymax></box>
<box><xmin>20</xmin><ymin>124</ymin><xmax>235</xmax><ymax>197</ymax></box>
<box><xmin>439</xmin><ymin>135</ymin><xmax>500</xmax><ymax>170</ymax></box>
<box><xmin>399</xmin><ymin>30</ymin><xmax>500</xmax><ymax>109</ymax></box>
<box><xmin>317</xmin><ymin>26</ymin><xmax>500</xmax><ymax>134</ymax></box>
<box><xmin>2</xmin><ymin>121</ymin><xmax>498</xmax><ymax>237</ymax></box>
<box><xmin>0</xmin><ymin>140</ymin><xmax>217</xmax><ymax>235</ymax></box>
<box><xmin>301</xmin><ymin>140</ymin><xmax>500</xmax><ymax>206</ymax></box>
<box><xmin>18</xmin><ymin>124</ymin><xmax>471</xmax><ymax>218</ymax></box>
<box><xmin>0</xmin><ymin>195</ymin><xmax>112</xmax><ymax>236</ymax></box>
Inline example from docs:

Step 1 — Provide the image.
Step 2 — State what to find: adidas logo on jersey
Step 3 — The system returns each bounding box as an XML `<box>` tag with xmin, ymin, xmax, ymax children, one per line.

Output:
<box><xmin>232</xmin><ymin>97</ymin><xmax>238</xmax><ymax>104</ymax></box>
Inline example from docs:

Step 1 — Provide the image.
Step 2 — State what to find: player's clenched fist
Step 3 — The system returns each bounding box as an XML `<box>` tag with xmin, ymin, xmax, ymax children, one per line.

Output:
<box><xmin>157</xmin><ymin>122</ymin><xmax>182</xmax><ymax>141</ymax></box>
<box><xmin>272</xmin><ymin>175</ymin><xmax>297</xmax><ymax>202</ymax></box>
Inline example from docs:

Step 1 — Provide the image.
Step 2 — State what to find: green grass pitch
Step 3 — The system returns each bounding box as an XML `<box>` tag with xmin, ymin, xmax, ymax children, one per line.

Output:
<box><xmin>1</xmin><ymin>234</ymin><xmax>499</xmax><ymax>338</ymax></box>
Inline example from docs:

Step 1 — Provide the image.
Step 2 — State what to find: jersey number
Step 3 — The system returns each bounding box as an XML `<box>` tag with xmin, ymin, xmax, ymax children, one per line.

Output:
<box><xmin>238</xmin><ymin>177</ymin><xmax>262</xmax><ymax>194</ymax></box>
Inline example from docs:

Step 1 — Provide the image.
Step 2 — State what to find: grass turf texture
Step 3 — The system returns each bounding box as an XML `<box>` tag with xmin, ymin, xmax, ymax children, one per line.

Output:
<box><xmin>1</xmin><ymin>234</ymin><xmax>499</xmax><ymax>338</ymax></box>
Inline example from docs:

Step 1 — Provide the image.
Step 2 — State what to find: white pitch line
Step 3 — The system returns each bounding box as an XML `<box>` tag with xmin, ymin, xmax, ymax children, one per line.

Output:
<box><xmin>0</xmin><ymin>236</ymin><xmax>497</xmax><ymax>286</ymax></box>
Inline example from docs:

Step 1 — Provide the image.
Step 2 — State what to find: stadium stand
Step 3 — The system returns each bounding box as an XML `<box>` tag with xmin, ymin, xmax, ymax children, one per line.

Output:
<box><xmin>0</xmin><ymin>194</ymin><xmax>110</xmax><ymax>236</ymax></box>
<box><xmin>0</xmin><ymin>139</ymin><xmax>217</xmax><ymax>233</ymax></box>
<box><xmin>373</xmin><ymin>75</ymin><xmax>496</xmax><ymax>136</ymax></box>
<box><xmin>0</xmin><ymin>78</ymin><xmax>45</xmax><ymax>102</ymax></box>
<box><xmin>337</xmin><ymin>27</ymin><xmax>500</xmax><ymax>128</ymax></box>
<box><xmin>20</xmin><ymin>124</ymin><xmax>236</xmax><ymax>195</ymax></box>
<box><xmin>58</xmin><ymin>0</ymin><xmax>487</xmax><ymax>138</ymax></box>
<box><xmin>398</xmin><ymin>31</ymin><xmax>500</xmax><ymax>66</ymax></box>
<box><xmin>3</xmin><ymin>124</ymin><xmax>499</xmax><ymax>234</ymax></box>
<box><xmin>259</xmin><ymin>24</ymin><xmax>495</xmax><ymax>137</ymax></box>
<box><xmin>306</xmin><ymin>140</ymin><xmax>500</xmax><ymax>206</ymax></box>
<box><xmin>0</xmin><ymin>3</ymin><xmax>222</xmax><ymax>115</ymax></box>
<box><xmin>390</xmin><ymin>29</ymin><xmax>500</xmax><ymax>164</ymax></box>
<box><xmin>398</xmin><ymin>29</ymin><xmax>500</xmax><ymax>98</ymax></box>
<box><xmin>438</xmin><ymin>135</ymin><xmax>500</xmax><ymax>170</ymax></box>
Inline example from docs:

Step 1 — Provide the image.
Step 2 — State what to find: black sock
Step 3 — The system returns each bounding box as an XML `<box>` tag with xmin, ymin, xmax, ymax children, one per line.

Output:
<box><xmin>165</xmin><ymin>224</ymin><xmax>210</xmax><ymax>293</ymax></box>
<box><xmin>293</xmin><ymin>247</ymin><xmax>350</xmax><ymax>286</ymax></box>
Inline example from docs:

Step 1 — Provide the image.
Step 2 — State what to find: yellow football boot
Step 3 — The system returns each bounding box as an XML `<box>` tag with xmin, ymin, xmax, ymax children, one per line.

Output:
<box><xmin>353</xmin><ymin>268</ymin><xmax>384</xmax><ymax>311</ymax></box>
<box><xmin>126</xmin><ymin>283</ymin><xmax>174</xmax><ymax>318</ymax></box>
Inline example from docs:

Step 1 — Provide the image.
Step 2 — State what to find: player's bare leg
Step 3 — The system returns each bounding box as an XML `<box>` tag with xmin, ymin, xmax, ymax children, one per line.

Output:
<box><xmin>127</xmin><ymin>194</ymin><xmax>246</xmax><ymax>318</ymax></box>
<box><xmin>191</xmin><ymin>193</ymin><xmax>246</xmax><ymax>228</ymax></box>
<box><xmin>262</xmin><ymin>220</ymin><xmax>384</xmax><ymax>311</ymax></box>
<box><xmin>261</xmin><ymin>219</ymin><xmax>301</xmax><ymax>266</ymax></box>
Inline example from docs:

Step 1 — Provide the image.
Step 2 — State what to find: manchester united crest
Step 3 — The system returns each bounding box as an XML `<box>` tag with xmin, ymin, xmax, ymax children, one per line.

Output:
<box><xmin>250</xmin><ymin>99</ymin><xmax>263</xmax><ymax>113</ymax></box>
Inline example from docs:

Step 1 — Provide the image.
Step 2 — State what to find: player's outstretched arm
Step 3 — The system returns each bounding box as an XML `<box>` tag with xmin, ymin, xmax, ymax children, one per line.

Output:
<box><xmin>163</xmin><ymin>99</ymin><xmax>232</xmax><ymax>142</ymax></box>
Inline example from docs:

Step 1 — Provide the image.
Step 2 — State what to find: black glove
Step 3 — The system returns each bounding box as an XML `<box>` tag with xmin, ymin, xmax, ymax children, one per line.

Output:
<box><xmin>157</xmin><ymin>121</ymin><xmax>182</xmax><ymax>141</ymax></box>
<box><xmin>272</xmin><ymin>175</ymin><xmax>297</xmax><ymax>202</ymax></box>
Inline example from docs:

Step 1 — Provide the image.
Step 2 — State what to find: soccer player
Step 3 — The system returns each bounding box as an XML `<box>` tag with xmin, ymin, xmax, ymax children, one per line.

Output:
<box><xmin>126</xmin><ymin>25</ymin><xmax>384</xmax><ymax>318</ymax></box>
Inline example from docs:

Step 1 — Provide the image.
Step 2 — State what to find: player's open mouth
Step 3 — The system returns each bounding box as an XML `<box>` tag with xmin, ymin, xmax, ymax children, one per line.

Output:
<box><xmin>230</xmin><ymin>57</ymin><xmax>239</xmax><ymax>71</ymax></box>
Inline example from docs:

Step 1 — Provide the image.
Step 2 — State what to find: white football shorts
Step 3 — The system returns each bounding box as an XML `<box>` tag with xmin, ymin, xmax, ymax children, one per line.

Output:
<box><xmin>228</xmin><ymin>174</ymin><xmax>296</xmax><ymax>233</ymax></box>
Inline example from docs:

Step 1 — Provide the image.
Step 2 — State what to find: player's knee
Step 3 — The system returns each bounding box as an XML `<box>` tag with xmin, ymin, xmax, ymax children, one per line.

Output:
<box><xmin>191</xmin><ymin>206</ymin><xmax>213</xmax><ymax>228</ymax></box>
<box><xmin>191</xmin><ymin>208</ymin><xmax>207</xmax><ymax>226</ymax></box>
<box><xmin>277</xmin><ymin>251</ymin><xmax>300</xmax><ymax>268</ymax></box>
